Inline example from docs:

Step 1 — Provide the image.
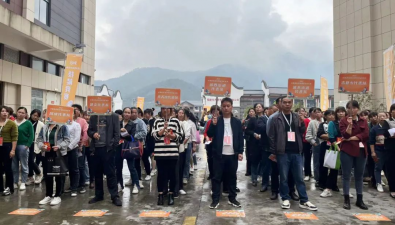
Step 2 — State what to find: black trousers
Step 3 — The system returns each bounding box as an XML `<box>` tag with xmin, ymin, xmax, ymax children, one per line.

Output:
<box><xmin>63</xmin><ymin>148</ymin><xmax>79</xmax><ymax>192</ymax></box>
<box><xmin>135</xmin><ymin>158</ymin><xmax>141</xmax><ymax>180</ymax></box>
<box><xmin>206</xmin><ymin>144</ymin><xmax>214</xmax><ymax>178</ymax></box>
<box><xmin>85</xmin><ymin>147</ymin><xmax>95</xmax><ymax>183</ymax></box>
<box><xmin>92</xmin><ymin>147</ymin><xmax>118</xmax><ymax>200</ymax></box>
<box><xmin>246</xmin><ymin>141</ymin><xmax>252</xmax><ymax>175</ymax></box>
<box><xmin>156</xmin><ymin>159</ymin><xmax>178</xmax><ymax>193</ymax></box>
<box><xmin>386</xmin><ymin>150</ymin><xmax>395</xmax><ymax>192</ymax></box>
<box><xmin>212</xmin><ymin>155</ymin><xmax>238</xmax><ymax>202</ymax></box>
<box><xmin>271</xmin><ymin>160</ymin><xmax>296</xmax><ymax>194</ymax></box>
<box><xmin>303</xmin><ymin>142</ymin><xmax>312</xmax><ymax>177</ymax></box>
<box><xmin>176</xmin><ymin>152</ymin><xmax>186</xmax><ymax>192</ymax></box>
<box><xmin>319</xmin><ymin>144</ymin><xmax>338</xmax><ymax>189</ymax></box>
<box><xmin>142</xmin><ymin>147</ymin><xmax>152</xmax><ymax>175</ymax></box>
<box><xmin>0</xmin><ymin>143</ymin><xmax>14</xmax><ymax>193</ymax></box>
<box><xmin>28</xmin><ymin>144</ymin><xmax>41</xmax><ymax>177</ymax></box>
<box><xmin>78</xmin><ymin>148</ymin><xmax>86</xmax><ymax>188</ymax></box>
<box><xmin>42</xmin><ymin>154</ymin><xmax>64</xmax><ymax>197</ymax></box>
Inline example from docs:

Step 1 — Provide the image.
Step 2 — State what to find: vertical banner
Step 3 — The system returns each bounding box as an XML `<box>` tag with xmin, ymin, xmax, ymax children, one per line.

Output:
<box><xmin>60</xmin><ymin>53</ymin><xmax>83</xmax><ymax>106</ymax></box>
<box><xmin>136</xmin><ymin>97</ymin><xmax>145</xmax><ymax>110</ymax></box>
<box><xmin>383</xmin><ymin>46</ymin><xmax>395</xmax><ymax>110</ymax></box>
<box><xmin>320</xmin><ymin>77</ymin><xmax>329</xmax><ymax>111</ymax></box>
<box><xmin>288</xmin><ymin>79</ymin><xmax>315</xmax><ymax>98</ymax></box>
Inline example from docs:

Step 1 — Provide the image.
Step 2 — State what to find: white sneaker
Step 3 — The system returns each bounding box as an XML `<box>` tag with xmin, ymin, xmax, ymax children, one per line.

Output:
<box><xmin>139</xmin><ymin>181</ymin><xmax>144</xmax><ymax>189</ymax></box>
<box><xmin>381</xmin><ymin>181</ymin><xmax>386</xmax><ymax>186</ymax></box>
<box><xmin>320</xmin><ymin>189</ymin><xmax>332</xmax><ymax>198</ymax></box>
<box><xmin>50</xmin><ymin>197</ymin><xmax>61</xmax><ymax>206</ymax></box>
<box><xmin>377</xmin><ymin>183</ymin><xmax>384</xmax><ymax>193</ymax></box>
<box><xmin>183</xmin><ymin>178</ymin><xmax>188</xmax><ymax>185</ymax></box>
<box><xmin>132</xmin><ymin>186</ymin><xmax>139</xmax><ymax>194</ymax></box>
<box><xmin>118</xmin><ymin>183</ymin><xmax>123</xmax><ymax>193</ymax></box>
<box><xmin>145</xmin><ymin>175</ymin><xmax>152</xmax><ymax>181</ymax></box>
<box><xmin>19</xmin><ymin>183</ymin><xmax>26</xmax><ymax>191</ymax></box>
<box><xmin>299</xmin><ymin>201</ymin><xmax>318</xmax><ymax>211</ymax></box>
<box><xmin>281</xmin><ymin>200</ymin><xmax>291</xmax><ymax>209</ymax></box>
<box><xmin>39</xmin><ymin>196</ymin><xmax>52</xmax><ymax>205</ymax></box>
<box><xmin>150</xmin><ymin>169</ymin><xmax>157</xmax><ymax>176</ymax></box>
<box><xmin>179</xmin><ymin>190</ymin><xmax>187</xmax><ymax>195</ymax></box>
<box><xmin>304</xmin><ymin>176</ymin><xmax>310</xmax><ymax>181</ymax></box>
<box><xmin>14</xmin><ymin>183</ymin><xmax>19</xmax><ymax>189</ymax></box>
<box><xmin>3</xmin><ymin>187</ymin><xmax>11</xmax><ymax>196</ymax></box>
<box><xmin>35</xmin><ymin>173</ymin><xmax>43</xmax><ymax>184</ymax></box>
<box><xmin>26</xmin><ymin>177</ymin><xmax>35</xmax><ymax>186</ymax></box>
<box><xmin>125</xmin><ymin>179</ymin><xmax>132</xmax><ymax>186</ymax></box>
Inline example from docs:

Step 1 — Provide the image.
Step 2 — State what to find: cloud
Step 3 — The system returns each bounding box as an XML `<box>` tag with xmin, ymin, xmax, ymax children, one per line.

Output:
<box><xmin>95</xmin><ymin>0</ymin><xmax>333</xmax><ymax>87</ymax></box>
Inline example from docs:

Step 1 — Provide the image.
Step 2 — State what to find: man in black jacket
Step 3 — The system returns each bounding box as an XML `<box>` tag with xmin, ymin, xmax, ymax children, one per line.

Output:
<box><xmin>87</xmin><ymin>113</ymin><xmax>122</xmax><ymax>206</ymax></box>
<box><xmin>207</xmin><ymin>97</ymin><xmax>243</xmax><ymax>209</ymax></box>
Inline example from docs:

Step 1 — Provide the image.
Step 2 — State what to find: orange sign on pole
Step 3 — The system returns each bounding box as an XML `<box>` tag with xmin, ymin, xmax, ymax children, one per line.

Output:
<box><xmin>338</xmin><ymin>73</ymin><xmax>370</xmax><ymax>94</ymax></box>
<box><xmin>60</xmin><ymin>53</ymin><xmax>83</xmax><ymax>106</ymax></box>
<box><xmin>204</xmin><ymin>76</ymin><xmax>232</xmax><ymax>97</ymax></box>
<box><xmin>87</xmin><ymin>96</ymin><xmax>112</xmax><ymax>115</ymax></box>
<box><xmin>155</xmin><ymin>88</ymin><xmax>181</xmax><ymax>107</ymax></box>
<box><xmin>216</xmin><ymin>210</ymin><xmax>246</xmax><ymax>218</ymax></box>
<box><xmin>284</xmin><ymin>212</ymin><xmax>319</xmax><ymax>220</ymax></box>
<box><xmin>354</xmin><ymin>213</ymin><xmax>391</xmax><ymax>221</ymax></box>
<box><xmin>288</xmin><ymin>79</ymin><xmax>315</xmax><ymax>98</ymax></box>
<box><xmin>139</xmin><ymin>210</ymin><xmax>171</xmax><ymax>218</ymax></box>
<box><xmin>46</xmin><ymin>105</ymin><xmax>74</xmax><ymax>125</ymax></box>
<box><xmin>136</xmin><ymin>97</ymin><xmax>145</xmax><ymax>110</ymax></box>
<box><xmin>74</xmin><ymin>210</ymin><xmax>108</xmax><ymax>217</ymax></box>
<box><xmin>9</xmin><ymin>208</ymin><xmax>44</xmax><ymax>216</ymax></box>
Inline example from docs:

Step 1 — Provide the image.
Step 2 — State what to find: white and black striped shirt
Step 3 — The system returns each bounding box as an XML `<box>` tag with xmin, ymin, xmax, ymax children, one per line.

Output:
<box><xmin>152</xmin><ymin>117</ymin><xmax>182</xmax><ymax>160</ymax></box>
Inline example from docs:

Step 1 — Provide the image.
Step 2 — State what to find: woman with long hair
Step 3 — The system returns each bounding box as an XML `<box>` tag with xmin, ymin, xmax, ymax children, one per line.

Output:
<box><xmin>243</xmin><ymin>108</ymin><xmax>256</xmax><ymax>176</ymax></box>
<box><xmin>152</xmin><ymin>108</ymin><xmax>182</xmax><ymax>205</ymax></box>
<box><xmin>27</xmin><ymin>109</ymin><xmax>44</xmax><ymax>185</ymax></box>
<box><xmin>0</xmin><ymin>106</ymin><xmax>18</xmax><ymax>196</ymax></box>
<box><xmin>383</xmin><ymin>104</ymin><xmax>395</xmax><ymax>198</ymax></box>
<box><xmin>176</xmin><ymin>109</ymin><xmax>188</xmax><ymax>195</ymax></box>
<box><xmin>182</xmin><ymin>108</ymin><xmax>197</xmax><ymax>183</ymax></box>
<box><xmin>12</xmin><ymin>107</ymin><xmax>34</xmax><ymax>191</ymax></box>
<box><xmin>339</xmin><ymin>100</ymin><xmax>369</xmax><ymax>210</ymax></box>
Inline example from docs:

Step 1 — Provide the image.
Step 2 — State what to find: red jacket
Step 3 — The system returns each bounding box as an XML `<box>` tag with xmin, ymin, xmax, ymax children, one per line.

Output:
<box><xmin>339</xmin><ymin>116</ymin><xmax>369</xmax><ymax>157</ymax></box>
<box><xmin>303</xmin><ymin>118</ymin><xmax>311</xmax><ymax>143</ymax></box>
<box><xmin>204</xmin><ymin>119</ymin><xmax>212</xmax><ymax>142</ymax></box>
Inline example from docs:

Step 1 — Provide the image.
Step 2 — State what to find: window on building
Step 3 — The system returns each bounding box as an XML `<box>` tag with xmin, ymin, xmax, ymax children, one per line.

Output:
<box><xmin>47</xmin><ymin>62</ymin><xmax>58</xmax><ymax>76</ymax></box>
<box><xmin>79</xmin><ymin>73</ymin><xmax>90</xmax><ymax>85</ymax></box>
<box><xmin>307</xmin><ymin>99</ymin><xmax>316</xmax><ymax>109</ymax></box>
<box><xmin>31</xmin><ymin>89</ymin><xmax>44</xmax><ymax>112</ymax></box>
<box><xmin>3</xmin><ymin>46</ymin><xmax>19</xmax><ymax>64</ymax></box>
<box><xmin>35</xmin><ymin>0</ymin><xmax>50</xmax><ymax>25</ymax></box>
<box><xmin>32</xmin><ymin>57</ymin><xmax>44</xmax><ymax>71</ymax></box>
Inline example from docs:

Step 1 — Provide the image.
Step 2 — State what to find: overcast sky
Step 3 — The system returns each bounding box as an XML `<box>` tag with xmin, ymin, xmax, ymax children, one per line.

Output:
<box><xmin>95</xmin><ymin>0</ymin><xmax>333</xmax><ymax>85</ymax></box>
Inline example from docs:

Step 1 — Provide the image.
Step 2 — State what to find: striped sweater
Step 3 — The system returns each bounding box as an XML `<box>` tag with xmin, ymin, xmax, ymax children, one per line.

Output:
<box><xmin>152</xmin><ymin>117</ymin><xmax>182</xmax><ymax>160</ymax></box>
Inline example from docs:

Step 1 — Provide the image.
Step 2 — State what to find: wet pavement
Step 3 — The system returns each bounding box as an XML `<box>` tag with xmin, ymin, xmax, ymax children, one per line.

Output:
<box><xmin>1</xmin><ymin>143</ymin><xmax>395</xmax><ymax>225</ymax></box>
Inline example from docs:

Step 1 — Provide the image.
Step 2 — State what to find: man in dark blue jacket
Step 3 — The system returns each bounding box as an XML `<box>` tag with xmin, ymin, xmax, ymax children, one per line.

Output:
<box><xmin>207</xmin><ymin>97</ymin><xmax>243</xmax><ymax>209</ymax></box>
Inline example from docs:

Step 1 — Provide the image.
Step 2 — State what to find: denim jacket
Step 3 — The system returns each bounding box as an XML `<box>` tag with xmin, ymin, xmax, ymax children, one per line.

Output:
<box><xmin>37</xmin><ymin>125</ymin><xmax>70</xmax><ymax>156</ymax></box>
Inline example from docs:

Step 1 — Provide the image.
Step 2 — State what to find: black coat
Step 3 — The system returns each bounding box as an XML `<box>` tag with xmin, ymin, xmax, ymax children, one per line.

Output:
<box><xmin>88</xmin><ymin>114</ymin><xmax>120</xmax><ymax>152</ymax></box>
<box><xmin>120</xmin><ymin>120</ymin><xmax>136</xmax><ymax>141</ymax></box>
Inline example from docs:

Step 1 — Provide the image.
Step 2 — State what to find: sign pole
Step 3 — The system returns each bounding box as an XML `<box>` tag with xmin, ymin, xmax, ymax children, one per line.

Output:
<box><xmin>215</xmin><ymin>96</ymin><xmax>218</xmax><ymax>107</ymax></box>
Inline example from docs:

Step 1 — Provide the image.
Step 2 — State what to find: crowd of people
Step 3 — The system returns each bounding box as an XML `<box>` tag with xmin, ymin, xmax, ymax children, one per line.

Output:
<box><xmin>1</xmin><ymin>96</ymin><xmax>394</xmax><ymax>211</ymax></box>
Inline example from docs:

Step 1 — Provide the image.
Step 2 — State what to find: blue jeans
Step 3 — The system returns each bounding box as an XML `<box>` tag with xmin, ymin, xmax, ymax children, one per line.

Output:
<box><xmin>12</xmin><ymin>145</ymin><xmax>29</xmax><ymax>183</ymax></box>
<box><xmin>312</xmin><ymin>144</ymin><xmax>320</xmax><ymax>181</ymax></box>
<box><xmin>261</xmin><ymin>151</ymin><xmax>272</xmax><ymax>187</ymax></box>
<box><xmin>277</xmin><ymin>153</ymin><xmax>309</xmax><ymax>203</ymax></box>
<box><xmin>115</xmin><ymin>147</ymin><xmax>140</xmax><ymax>188</ymax></box>
<box><xmin>374</xmin><ymin>150</ymin><xmax>387</xmax><ymax>185</ymax></box>
<box><xmin>183</xmin><ymin>143</ymin><xmax>192</xmax><ymax>179</ymax></box>
<box><xmin>340</xmin><ymin>151</ymin><xmax>366</xmax><ymax>195</ymax></box>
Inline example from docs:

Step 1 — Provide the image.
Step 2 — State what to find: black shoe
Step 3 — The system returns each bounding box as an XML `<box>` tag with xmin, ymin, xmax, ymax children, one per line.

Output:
<box><xmin>228</xmin><ymin>199</ymin><xmax>241</xmax><ymax>208</ymax></box>
<box><xmin>290</xmin><ymin>192</ymin><xmax>299</xmax><ymax>201</ymax></box>
<box><xmin>343</xmin><ymin>195</ymin><xmax>351</xmax><ymax>210</ymax></box>
<box><xmin>88</xmin><ymin>197</ymin><xmax>103</xmax><ymax>204</ymax></box>
<box><xmin>168</xmin><ymin>193</ymin><xmax>174</xmax><ymax>205</ymax></box>
<box><xmin>260</xmin><ymin>186</ymin><xmax>268</xmax><ymax>192</ymax></box>
<box><xmin>332</xmin><ymin>186</ymin><xmax>340</xmax><ymax>192</ymax></box>
<box><xmin>209</xmin><ymin>201</ymin><xmax>219</xmax><ymax>209</ymax></box>
<box><xmin>252</xmin><ymin>181</ymin><xmax>257</xmax><ymax>187</ymax></box>
<box><xmin>157</xmin><ymin>194</ymin><xmax>164</xmax><ymax>205</ymax></box>
<box><xmin>245</xmin><ymin>173</ymin><xmax>251</xmax><ymax>176</ymax></box>
<box><xmin>89</xmin><ymin>182</ymin><xmax>95</xmax><ymax>189</ymax></box>
<box><xmin>112</xmin><ymin>196</ymin><xmax>122</xmax><ymax>206</ymax></box>
<box><xmin>270</xmin><ymin>192</ymin><xmax>278</xmax><ymax>200</ymax></box>
<box><xmin>174</xmin><ymin>192</ymin><xmax>179</xmax><ymax>199</ymax></box>
<box><xmin>356</xmin><ymin>194</ymin><xmax>368</xmax><ymax>210</ymax></box>
<box><xmin>236</xmin><ymin>187</ymin><xmax>240</xmax><ymax>192</ymax></box>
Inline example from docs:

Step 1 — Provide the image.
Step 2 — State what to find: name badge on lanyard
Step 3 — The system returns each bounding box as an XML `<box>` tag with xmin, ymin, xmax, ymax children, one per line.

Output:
<box><xmin>282</xmin><ymin>112</ymin><xmax>295</xmax><ymax>142</ymax></box>
<box><xmin>224</xmin><ymin>124</ymin><xmax>232</xmax><ymax>146</ymax></box>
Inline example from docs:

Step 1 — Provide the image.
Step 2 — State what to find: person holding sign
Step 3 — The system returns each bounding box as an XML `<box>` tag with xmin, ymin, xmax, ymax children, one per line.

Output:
<box><xmin>268</xmin><ymin>97</ymin><xmax>317</xmax><ymax>211</ymax></box>
<box><xmin>207</xmin><ymin>98</ymin><xmax>243</xmax><ymax>209</ymax></box>
<box><xmin>152</xmin><ymin>108</ymin><xmax>182</xmax><ymax>206</ymax></box>
<box><xmin>37</xmin><ymin>123</ymin><xmax>70</xmax><ymax>206</ymax></box>
<box><xmin>339</xmin><ymin>100</ymin><xmax>369</xmax><ymax>210</ymax></box>
<box><xmin>0</xmin><ymin>106</ymin><xmax>18</xmax><ymax>196</ymax></box>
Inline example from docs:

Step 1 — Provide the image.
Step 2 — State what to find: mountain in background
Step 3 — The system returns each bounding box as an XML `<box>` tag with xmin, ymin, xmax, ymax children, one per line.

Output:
<box><xmin>95</xmin><ymin>64</ymin><xmax>272</xmax><ymax>108</ymax></box>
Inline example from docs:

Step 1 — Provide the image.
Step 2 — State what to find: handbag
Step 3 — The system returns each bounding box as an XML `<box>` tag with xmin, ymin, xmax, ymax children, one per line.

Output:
<box><xmin>196</xmin><ymin>130</ymin><xmax>201</xmax><ymax>143</ymax></box>
<box><xmin>323</xmin><ymin>144</ymin><xmax>341</xmax><ymax>170</ymax></box>
<box><xmin>46</xmin><ymin>150</ymin><xmax>68</xmax><ymax>176</ymax></box>
<box><xmin>121</xmin><ymin>136</ymin><xmax>142</xmax><ymax>159</ymax></box>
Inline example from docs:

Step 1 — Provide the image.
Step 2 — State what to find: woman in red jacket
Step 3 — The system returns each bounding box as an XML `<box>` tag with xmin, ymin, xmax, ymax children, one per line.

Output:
<box><xmin>339</xmin><ymin>100</ymin><xmax>369</xmax><ymax>210</ymax></box>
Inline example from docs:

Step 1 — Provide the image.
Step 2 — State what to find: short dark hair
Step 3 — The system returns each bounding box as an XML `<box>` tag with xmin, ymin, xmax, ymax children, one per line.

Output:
<box><xmin>17</xmin><ymin>107</ymin><xmax>28</xmax><ymax>114</ymax></box>
<box><xmin>313</xmin><ymin>108</ymin><xmax>322</xmax><ymax>113</ymax></box>
<box><xmin>144</xmin><ymin>108</ymin><xmax>153</xmax><ymax>116</ymax></box>
<box><xmin>72</xmin><ymin>104</ymin><xmax>83</xmax><ymax>112</ymax></box>
<box><xmin>335</xmin><ymin>106</ymin><xmax>347</xmax><ymax>121</ymax></box>
<box><xmin>368</xmin><ymin>111</ymin><xmax>378</xmax><ymax>118</ymax></box>
<box><xmin>309</xmin><ymin>107</ymin><xmax>316</xmax><ymax>114</ymax></box>
<box><xmin>346</xmin><ymin>100</ymin><xmax>360</xmax><ymax>109</ymax></box>
<box><xmin>323</xmin><ymin>109</ymin><xmax>335</xmax><ymax>122</ymax></box>
<box><xmin>295</xmin><ymin>107</ymin><xmax>305</xmax><ymax>113</ymax></box>
<box><xmin>275</xmin><ymin>96</ymin><xmax>286</xmax><ymax>105</ymax></box>
<box><xmin>221</xmin><ymin>97</ymin><xmax>233</xmax><ymax>106</ymax></box>
<box><xmin>115</xmin><ymin>109</ymin><xmax>123</xmax><ymax>115</ymax></box>
<box><xmin>210</xmin><ymin>105</ymin><xmax>220</xmax><ymax>113</ymax></box>
<box><xmin>390</xmin><ymin>103</ymin><xmax>395</xmax><ymax>113</ymax></box>
<box><xmin>253</xmin><ymin>103</ymin><xmax>264</xmax><ymax>109</ymax></box>
<box><xmin>30</xmin><ymin>109</ymin><xmax>42</xmax><ymax>118</ymax></box>
<box><xmin>7</xmin><ymin>107</ymin><xmax>14</xmax><ymax>116</ymax></box>
<box><xmin>360</xmin><ymin>110</ymin><xmax>369</xmax><ymax>116</ymax></box>
<box><xmin>137</xmin><ymin>107</ymin><xmax>143</xmax><ymax>116</ymax></box>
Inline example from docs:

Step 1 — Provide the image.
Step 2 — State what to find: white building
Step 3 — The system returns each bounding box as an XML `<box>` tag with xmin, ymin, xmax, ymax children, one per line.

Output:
<box><xmin>94</xmin><ymin>85</ymin><xmax>123</xmax><ymax>111</ymax></box>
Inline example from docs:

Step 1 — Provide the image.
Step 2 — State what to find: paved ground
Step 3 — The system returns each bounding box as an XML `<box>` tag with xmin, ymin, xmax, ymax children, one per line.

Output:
<box><xmin>0</xmin><ymin>143</ymin><xmax>395</xmax><ymax>225</ymax></box>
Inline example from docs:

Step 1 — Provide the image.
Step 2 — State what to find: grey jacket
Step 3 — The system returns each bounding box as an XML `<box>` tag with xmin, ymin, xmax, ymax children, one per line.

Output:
<box><xmin>37</xmin><ymin>125</ymin><xmax>70</xmax><ymax>156</ymax></box>
<box><xmin>268</xmin><ymin>112</ymin><xmax>305</xmax><ymax>155</ymax></box>
<box><xmin>305</xmin><ymin>120</ymin><xmax>320</xmax><ymax>145</ymax></box>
